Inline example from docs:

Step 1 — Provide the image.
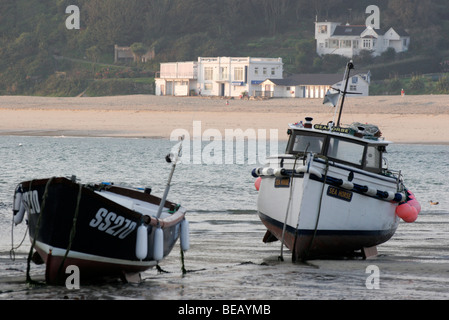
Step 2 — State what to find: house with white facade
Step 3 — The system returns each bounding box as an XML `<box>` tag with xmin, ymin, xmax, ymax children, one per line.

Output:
<box><xmin>315</xmin><ymin>21</ymin><xmax>410</xmax><ymax>58</ymax></box>
<box><xmin>155</xmin><ymin>56</ymin><xmax>283</xmax><ymax>97</ymax></box>
<box><xmin>259</xmin><ymin>71</ymin><xmax>371</xmax><ymax>99</ymax></box>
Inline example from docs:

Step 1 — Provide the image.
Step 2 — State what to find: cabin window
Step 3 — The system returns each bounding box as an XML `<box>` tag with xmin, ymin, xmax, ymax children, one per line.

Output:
<box><xmin>327</xmin><ymin>137</ymin><xmax>364</xmax><ymax>166</ymax></box>
<box><xmin>365</xmin><ymin>145</ymin><xmax>382</xmax><ymax>172</ymax></box>
<box><xmin>289</xmin><ymin>133</ymin><xmax>325</xmax><ymax>154</ymax></box>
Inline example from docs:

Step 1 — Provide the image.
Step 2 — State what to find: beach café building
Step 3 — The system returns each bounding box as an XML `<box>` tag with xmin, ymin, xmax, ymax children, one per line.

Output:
<box><xmin>155</xmin><ymin>56</ymin><xmax>283</xmax><ymax>97</ymax></box>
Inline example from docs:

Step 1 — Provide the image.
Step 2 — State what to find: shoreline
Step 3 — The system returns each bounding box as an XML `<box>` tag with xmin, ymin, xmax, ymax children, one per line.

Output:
<box><xmin>1</xmin><ymin>94</ymin><xmax>449</xmax><ymax>144</ymax></box>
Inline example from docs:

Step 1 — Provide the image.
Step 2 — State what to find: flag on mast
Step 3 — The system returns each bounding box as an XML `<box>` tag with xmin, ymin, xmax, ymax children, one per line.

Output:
<box><xmin>322</xmin><ymin>89</ymin><xmax>340</xmax><ymax>107</ymax></box>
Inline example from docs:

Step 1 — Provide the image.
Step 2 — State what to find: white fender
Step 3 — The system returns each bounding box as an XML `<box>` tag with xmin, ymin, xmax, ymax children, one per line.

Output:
<box><xmin>13</xmin><ymin>202</ymin><xmax>26</xmax><ymax>225</ymax></box>
<box><xmin>295</xmin><ymin>166</ymin><xmax>322</xmax><ymax>178</ymax></box>
<box><xmin>273</xmin><ymin>168</ymin><xmax>285</xmax><ymax>177</ymax></box>
<box><xmin>364</xmin><ymin>186</ymin><xmax>378</xmax><ymax>197</ymax></box>
<box><xmin>341</xmin><ymin>180</ymin><xmax>354</xmax><ymax>190</ymax></box>
<box><xmin>261</xmin><ymin>167</ymin><xmax>274</xmax><ymax>176</ymax></box>
<box><xmin>153</xmin><ymin>227</ymin><xmax>164</xmax><ymax>261</ymax></box>
<box><xmin>386</xmin><ymin>191</ymin><xmax>396</xmax><ymax>201</ymax></box>
<box><xmin>295</xmin><ymin>166</ymin><xmax>307</xmax><ymax>174</ymax></box>
<box><xmin>309</xmin><ymin>167</ymin><xmax>322</xmax><ymax>178</ymax></box>
<box><xmin>13</xmin><ymin>192</ymin><xmax>26</xmax><ymax>225</ymax></box>
<box><xmin>180</xmin><ymin>219</ymin><xmax>190</xmax><ymax>252</ymax></box>
<box><xmin>135</xmin><ymin>224</ymin><xmax>148</xmax><ymax>260</ymax></box>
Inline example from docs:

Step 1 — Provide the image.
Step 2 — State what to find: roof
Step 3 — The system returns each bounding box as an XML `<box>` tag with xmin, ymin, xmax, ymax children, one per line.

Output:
<box><xmin>331</xmin><ymin>24</ymin><xmax>409</xmax><ymax>38</ymax></box>
<box><xmin>389</xmin><ymin>27</ymin><xmax>409</xmax><ymax>37</ymax></box>
<box><xmin>266</xmin><ymin>74</ymin><xmax>344</xmax><ymax>86</ymax></box>
<box><xmin>332</xmin><ymin>25</ymin><xmax>367</xmax><ymax>36</ymax></box>
<box><xmin>264</xmin><ymin>72</ymin><xmax>370</xmax><ymax>87</ymax></box>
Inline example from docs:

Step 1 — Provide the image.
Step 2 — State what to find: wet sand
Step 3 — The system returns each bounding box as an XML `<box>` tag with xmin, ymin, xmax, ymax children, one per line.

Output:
<box><xmin>1</xmin><ymin>94</ymin><xmax>449</xmax><ymax>144</ymax></box>
<box><xmin>1</xmin><ymin>211</ymin><xmax>448</xmax><ymax>301</ymax></box>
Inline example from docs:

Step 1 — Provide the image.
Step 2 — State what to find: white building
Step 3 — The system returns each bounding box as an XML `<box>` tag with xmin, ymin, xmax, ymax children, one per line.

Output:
<box><xmin>315</xmin><ymin>21</ymin><xmax>410</xmax><ymax>58</ymax></box>
<box><xmin>155</xmin><ymin>56</ymin><xmax>283</xmax><ymax>97</ymax></box>
<box><xmin>259</xmin><ymin>71</ymin><xmax>371</xmax><ymax>99</ymax></box>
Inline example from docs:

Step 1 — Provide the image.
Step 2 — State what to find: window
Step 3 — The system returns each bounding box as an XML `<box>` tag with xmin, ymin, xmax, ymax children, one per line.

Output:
<box><xmin>204</xmin><ymin>83</ymin><xmax>213</xmax><ymax>91</ymax></box>
<box><xmin>353</xmin><ymin>40</ymin><xmax>359</xmax><ymax>48</ymax></box>
<box><xmin>234</xmin><ymin>67</ymin><xmax>243</xmax><ymax>81</ymax></box>
<box><xmin>204</xmin><ymin>67</ymin><xmax>213</xmax><ymax>80</ymax></box>
<box><xmin>254</xmin><ymin>67</ymin><xmax>259</xmax><ymax>75</ymax></box>
<box><xmin>363</xmin><ymin>39</ymin><xmax>371</xmax><ymax>48</ymax></box>
<box><xmin>341</xmin><ymin>40</ymin><xmax>351</xmax><ymax>48</ymax></box>
<box><xmin>349</xmin><ymin>85</ymin><xmax>357</xmax><ymax>91</ymax></box>
<box><xmin>263</xmin><ymin>67</ymin><xmax>267</xmax><ymax>75</ymax></box>
<box><xmin>352</xmin><ymin>77</ymin><xmax>358</xmax><ymax>84</ymax></box>
<box><xmin>290</xmin><ymin>134</ymin><xmax>325</xmax><ymax>154</ymax></box>
<box><xmin>220</xmin><ymin>67</ymin><xmax>228</xmax><ymax>80</ymax></box>
<box><xmin>319</xmin><ymin>25</ymin><xmax>328</xmax><ymax>34</ymax></box>
<box><xmin>330</xmin><ymin>40</ymin><xmax>339</xmax><ymax>48</ymax></box>
<box><xmin>327</xmin><ymin>138</ymin><xmax>365</xmax><ymax>166</ymax></box>
<box><xmin>271</xmin><ymin>68</ymin><xmax>276</xmax><ymax>76</ymax></box>
<box><xmin>365</xmin><ymin>145</ymin><xmax>382</xmax><ymax>172</ymax></box>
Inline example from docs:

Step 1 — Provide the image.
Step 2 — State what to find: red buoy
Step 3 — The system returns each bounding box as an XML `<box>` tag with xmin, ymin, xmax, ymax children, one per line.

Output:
<box><xmin>395</xmin><ymin>203</ymin><xmax>418</xmax><ymax>223</ymax></box>
<box><xmin>255</xmin><ymin>177</ymin><xmax>262</xmax><ymax>191</ymax></box>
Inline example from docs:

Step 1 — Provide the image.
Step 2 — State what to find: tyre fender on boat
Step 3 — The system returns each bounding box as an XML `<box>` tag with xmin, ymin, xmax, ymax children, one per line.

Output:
<box><xmin>13</xmin><ymin>188</ymin><xmax>26</xmax><ymax>225</ymax></box>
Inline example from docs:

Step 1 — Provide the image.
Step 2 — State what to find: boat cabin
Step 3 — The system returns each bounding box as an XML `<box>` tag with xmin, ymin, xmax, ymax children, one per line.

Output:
<box><xmin>286</xmin><ymin>122</ymin><xmax>388</xmax><ymax>174</ymax></box>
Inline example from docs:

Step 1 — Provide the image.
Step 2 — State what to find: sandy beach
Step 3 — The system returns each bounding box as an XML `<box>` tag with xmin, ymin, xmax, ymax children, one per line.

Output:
<box><xmin>1</xmin><ymin>94</ymin><xmax>449</xmax><ymax>143</ymax></box>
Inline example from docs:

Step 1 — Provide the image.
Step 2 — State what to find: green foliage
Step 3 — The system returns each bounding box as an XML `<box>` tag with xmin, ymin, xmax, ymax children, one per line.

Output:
<box><xmin>84</xmin><ymin>78</ymin><xmax>154</xmax><ymax>96</ymax></box>
<box><xmin>1</xmin><ymin>0</ymin><xmax>449</xmax><ymax>96</ymax></box>
<box><xmin>435</xmin><ymin>75</ymin><xmax>449</xmax><ymax>93</ymax></box>
<box><xmin>408</xmin><ymin>75</ymin><xmax>425</xmax><ymax>92</ymax></box>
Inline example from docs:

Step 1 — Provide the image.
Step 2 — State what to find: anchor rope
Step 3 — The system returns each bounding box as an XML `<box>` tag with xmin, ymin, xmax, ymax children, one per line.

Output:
<box><xmin>57</xmin><ymin>182</ymin><xmax>83</xmax><ymax>278</ymax></box>
<box><xmin>279</xmin><ymin>153</ymin><xmax>300</xmax><ymax>262</ymax></box>
<box><xmin>302</xmin><ymin>155</ymin><xmax>329</xmax><ymax>261</ymax></box>
<box><xmin>26</xmin><ymin>177</ymin><xmax>55</xmax><ymax>285</ymax></box>
<box><xmin>10</xmin><ymin>193</ymin><xmax>29</xmax><ymax>262</ymax></box>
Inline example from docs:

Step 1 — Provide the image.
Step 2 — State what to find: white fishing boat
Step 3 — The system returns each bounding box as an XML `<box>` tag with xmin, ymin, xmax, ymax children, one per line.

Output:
<box><xmin>252</xmin><ymin>61</ymin><xmax>421</xmax><ymax>261</ymax></box>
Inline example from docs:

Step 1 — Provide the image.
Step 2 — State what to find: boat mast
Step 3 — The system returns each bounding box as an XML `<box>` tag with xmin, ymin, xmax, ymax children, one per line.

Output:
<box><xmin>336</xmin><ymin>61</ymin><xmax>354</xmax><ymax>127</ymax></box>
<box><xmin>156</xmin><ymin>135</ymin><xmax>184</xmax><ymax>219</ymax></box>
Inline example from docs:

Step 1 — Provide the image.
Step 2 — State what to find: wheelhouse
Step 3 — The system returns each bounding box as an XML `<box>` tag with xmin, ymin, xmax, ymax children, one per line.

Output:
<box><xmin>286</xmin><ymin>127</ymin><xmax>388</xmax><ymax>174</ymax></box>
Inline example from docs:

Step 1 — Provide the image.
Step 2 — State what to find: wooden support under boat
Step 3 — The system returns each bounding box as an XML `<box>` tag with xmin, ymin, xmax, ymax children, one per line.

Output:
<box><xmin>362</xmin><ymin>246</ymin><xmax>378</xmax><ymax>259</ymax></box>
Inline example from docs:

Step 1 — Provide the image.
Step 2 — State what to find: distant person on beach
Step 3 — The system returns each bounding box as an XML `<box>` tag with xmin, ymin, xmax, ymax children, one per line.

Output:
<box><xmin>401</xmin><ymin>88</ymin><xmax>405</xmax><ymax>96</ymax></box>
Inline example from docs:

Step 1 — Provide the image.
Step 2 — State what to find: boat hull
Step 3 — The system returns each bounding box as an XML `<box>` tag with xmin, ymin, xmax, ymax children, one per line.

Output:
<box><xmin>19</xmin><ymin>177</ymin><xmax>186</xmax><ymax>284</ymax></box>
<box><xmin>259</xmin><ymin>211</ymin><xmax>396</xmax><ymax>260</ymax></box>
<box><xmin>256</xmin><ymin>159</ymin><xmax>400</xmax><ymax>260</ymax></box>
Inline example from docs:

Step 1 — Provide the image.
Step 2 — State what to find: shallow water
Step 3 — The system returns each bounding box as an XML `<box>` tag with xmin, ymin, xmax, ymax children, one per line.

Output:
<box><xmin>0</xmin><ymin>137</ymin><xmax>448</xmax><ymax>301</ymax></box>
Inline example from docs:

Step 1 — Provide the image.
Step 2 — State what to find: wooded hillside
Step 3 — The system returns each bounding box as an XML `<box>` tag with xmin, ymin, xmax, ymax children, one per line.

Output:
<box><xmin>1</xmin><ymin>0</ymin><xmax>448</xmax><ymax>96</ymax></box>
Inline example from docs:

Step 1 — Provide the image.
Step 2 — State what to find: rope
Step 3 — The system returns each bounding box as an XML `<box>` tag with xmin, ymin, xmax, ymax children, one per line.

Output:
<box><xmin>302</xmin><ymin>156</ymin><xmax>329</xmax><ymax>261</ymax></box>
<box><xmin>57</xmin><ymin>183</ymin><xmax>83</xmax><ymax>278</ymax></box>
<box><xmin>10</xmin><ymin>187</ymin><xmax>29</xmax><ymax>260</ymax></box>
<box><xmin>279</xmin><ymin>153</ymin><xmax>300</xmax><ymax>262</ymax></box>
<box><xmin>180</xmin><ymin>245</ymin><xmax>187</xmax><ymax>275</ymax></box>
<box><xmin>10</xmin><ymin>224</ymin><xmax>28</xmax><ymax>261</ymax></box>
<box><xmin>26</xmin><ymin>177</ymin><xmax>55</xmax><ymax>286</ymax></box>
